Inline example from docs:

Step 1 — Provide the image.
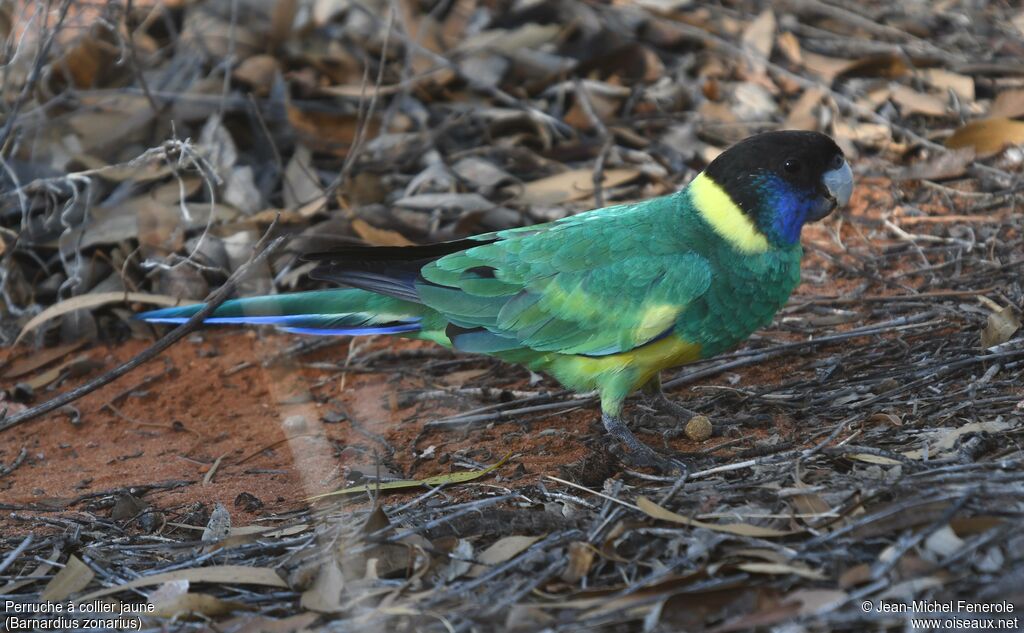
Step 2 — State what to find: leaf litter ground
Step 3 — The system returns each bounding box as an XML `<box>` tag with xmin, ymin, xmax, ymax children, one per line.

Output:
<box><xmin>0</xmin><ymin>0</ymin><xmax>1022</xmax><ymax>631</ymax></box>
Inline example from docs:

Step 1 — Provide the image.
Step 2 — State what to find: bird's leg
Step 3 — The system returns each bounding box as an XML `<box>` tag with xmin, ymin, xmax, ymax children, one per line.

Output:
<box><xmin>602</xmin><ymin>412</ymin><xmax>684</xmax><ymax>473</ymax></box>
<box><xmin>638</xmin><ymin>374</ymin><xmax>698</xmax><ymax>421</ymax></box>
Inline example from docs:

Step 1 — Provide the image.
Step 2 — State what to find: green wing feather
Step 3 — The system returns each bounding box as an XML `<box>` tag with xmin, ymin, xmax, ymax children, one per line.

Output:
<box><xmin>417</xmin><ymin>195</ymin><xmax>713</xmax><ymax>357</ymax></box>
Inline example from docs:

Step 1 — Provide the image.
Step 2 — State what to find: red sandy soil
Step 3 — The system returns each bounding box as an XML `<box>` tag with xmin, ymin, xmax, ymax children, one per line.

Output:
<box><xmin>0</xmin><ymin>331</ymin><xmax>602</xmax><ymax>531</ymax></box>
<box><xmin>0</xmin><ymin>327</ymin><xmax>801</xmax><ymax>534</ymax></box>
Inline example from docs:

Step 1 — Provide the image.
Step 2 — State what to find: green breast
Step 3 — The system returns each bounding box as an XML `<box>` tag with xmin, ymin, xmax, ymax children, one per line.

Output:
<box><xmin>671</xmin><ymin>192</ymin><xmax>804</xmax><ymax>358</ymax></box>
<box><xmin>679</xmin><ymin>247</ymin><xmax>801</xmax><ymax>357</ymax></box>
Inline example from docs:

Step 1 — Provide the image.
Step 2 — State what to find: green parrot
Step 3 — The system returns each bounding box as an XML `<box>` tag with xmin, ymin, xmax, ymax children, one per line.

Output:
<box><xmin>138</xmin><ymin>131</ymin><xmax>853</xmax><ymax>469</ymax></box>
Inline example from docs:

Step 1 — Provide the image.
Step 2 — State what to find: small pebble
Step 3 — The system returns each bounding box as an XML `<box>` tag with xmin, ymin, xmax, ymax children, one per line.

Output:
<box><xmin>685</xmin><ymin>415</ymin><xmax>713</xmax><ymax>442</ymax></box>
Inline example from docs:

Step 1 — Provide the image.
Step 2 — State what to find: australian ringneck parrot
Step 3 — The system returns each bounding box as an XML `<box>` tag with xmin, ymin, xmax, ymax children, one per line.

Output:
<box><xmin>138</xmin><ymin>131</ymin><xmax>854</xmax><ymax>468</ymax></box>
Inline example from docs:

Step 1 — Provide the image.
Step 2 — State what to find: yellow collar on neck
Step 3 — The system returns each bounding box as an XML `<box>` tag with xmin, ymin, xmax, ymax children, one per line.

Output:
<box><xmin>688</xmin><ymin>173</ymin><xmax>770</xmax><ymax>254</ymax></box>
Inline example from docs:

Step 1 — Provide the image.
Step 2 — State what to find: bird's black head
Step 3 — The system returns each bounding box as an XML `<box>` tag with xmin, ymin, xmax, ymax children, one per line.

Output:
<box><xmin>703</xmin><ymin>130</ymin><xmax>852</xmax><ymax>247</ymax></box>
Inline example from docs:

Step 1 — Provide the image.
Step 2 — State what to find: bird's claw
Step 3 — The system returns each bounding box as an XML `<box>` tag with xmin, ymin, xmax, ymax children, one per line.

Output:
<box><xmin>642</xmin><ymin>392</ymin><xmax>698</xmax><ymax>421</ymax></box>
<box><xmin>603</xmin><ymin>413</ymin><xmax>686</xmax><ymax>474</ymax></box>
<box><xmin>638</xmin><ymin>377</ymin><xmax>698</xmax><ymax>422</ymax></box>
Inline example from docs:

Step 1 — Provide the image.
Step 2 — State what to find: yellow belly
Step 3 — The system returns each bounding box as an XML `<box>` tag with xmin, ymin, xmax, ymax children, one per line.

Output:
<box><xmin>575</xmin><ymin>334</ymin><xmax>702</xmax><ymax>382</ymax></box>
<box><xmin>544</xmin><ymin>333</ymin><xmax>703</xmax><ymax>414</ymax></box>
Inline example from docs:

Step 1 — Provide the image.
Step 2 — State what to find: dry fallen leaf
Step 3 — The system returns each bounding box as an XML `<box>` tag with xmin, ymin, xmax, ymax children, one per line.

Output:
<box><xmin>637</xmin><ymin>497</ymin><xmax>797</xmax><ymax>538</ymax></box>
<box><xmin>923</xmin><ymin>68</ymin><xmax>975</xmax><ymax>102</ymax></box>
<box><xmin>308</xmin><ymin>453</ymin><xmax>510</xmax><ymax>500</ymax></box>
<box><xmin>520</xmin><ymin>169</ymin><xmax>641</xmax><ymax>206</ymax></box>
<box><xmin>300</xmin><ymin>558</ymin><xmax>345</xmax><ymax>613</ymax></box>
<box><xmin>76</xmin><ymin>566</ymin><xmax>287</xmax><ymax>603</ymax></box>
<box><xmin>560</xmin><ymin>542</ymin><xmax>596</xmax><ymax>584</ymax></box>
<box><xmin>896</xmin><ymin>147</ymin><xmax>975</xmax><ymax>181</ymax></box>
<box><xmin>321</xmin><ymin>82</ymin><xmax>408</xmax><ymax>99</ymax></box>
<box><xmin>446</xmin><ymin>539</ymin><xmax>475</xmax><ymax>581</ymax></box>
<box><xmin>784</xmin><ymin>589</ymin><xmax>848</xmax><ymax>616</ymax></box>
<box><xmin>66</xmin><ymin>95</ymin><xmax>156</xmax><ymax>156</ymax></box>
<box><xmin>923</xmin><ymin>525</ymin><xmax>964</xmax><ymax>558</ymax></box>
<box><xmin>902</xmin><ymin>419</ymin><xmax>1014</xmax><ymax>460</ymax></box>
<box><xmin>504</xmin><ymin>605</ymin><xmax>555</xmax><ymax>631</ymax></box>
<box><xmin>22</xmin><ymin>354</ymin><xmax>98</xmax><ymax>391</ymax></box>
<box><xmin>50</xmin><ymin>26</ymin><xmax>118</xmax><ymax>89</ymax></box>
<box><xmin>468</xmin><ymin>535</ymin><xmax>543</xmax><ymax>578</ymax></box>
<box><xmin>990</xmin><ymin>89</ymin><xmax>1024</xmax><ymax>119</ymax></box>
<box><xmin>150</xmin><ymin>175</ymin><xmax>204</xmax><ymax>205</ymax></box>
<box><xmin>836</xmin><ymin>53</ymin><xmax>911</xmax><ymax>80</ymax></box>
<box><xmin>40</xmin><ymin>555</ymin><xmax>94</xmax><ymax>602</ymax></box>
<box><xmin>731</xmin><ymin>82</ymin><xmax>779</xmax><ymax>121</ymax></box>
<box><xmin>946</xmin><ymin>118</ymin><xmax>1024</xmax><ymax>157</ymax></box>
<box><xmin>565</xmin><ymin>90</ymin><xmax>620</xmax><ymax>131</ymax></box>
<box><xmin>776</xmin><ymin>31</ymin><xmax>802</xmax><ymax>64</ymax></box>
<box><xmin>16</xmin><ymin>292</ymin><xmax>193</xmax><ymax>343</ymax></box>
<box><xmin>0</xmin><ymin>2</ymin><xmax>10</xmax><ymax>42</ymax></box>
<box><xmin>453</xmin><ymin>157</ymin><xmax>514</xmax><ymax>189</ymax></box>
<box><xmin>351</xmin><ymin>218</ymin><xmax>414</xmax><ymax>247</ymax></box>
<box><xmin>1013</xmin><ymin>11</ymin><xmax>1024</xmax><ymax>36</ymax></box>
<box><xmin>395</xmin><ymin>192</ymin><xmax>494</xmax><ymax>213</ymax></box>
<box><xmin>845</xmin><ymin>452</ymin><xmax>904</xmax><ymax>466</ymax></box>
<box><xmin>285</xmin><ymin>99</ymin><xmax>378</xmax><ymax>156</ymax></box>
<box><xmin>149</xmin><ymin>579</ymin><xmax>245</xmax><ymax>618</ymax></box>
<box><xmin>950</xmin><ymin>516</ymin><xmax>1005</xmax><ymax>536</ymax></box>
<box><xmin>439</xmin><ymin>367</ymin><xmax>489</xmax><ymax>386</ymax></box>
<box><xmin>137</xmin><ymin>197</ymin><xmax>186</xmax><ymax>257</ymax></box>
<box><xmin>181</xmin><ymin>8</ymin><xmax>261</xmax><ymax>59</ymax></box>
<box><xmin>788</xmin><ymin>492</ymin><xmax>832</xmax><ymax>522</ymax></box>
<box><xmin>283</xmin><ymin>145</ymin><xmax>323</xmax><ymax>210</ymax></box>
<box><xmin>858</xmin><ymin>85</ymin><xmax>893</xmax><ymax>111</ymax></box>
<box><xmin>233</xmin><ymin>54</ymin><xmax>280</xmax><ymax>96</ymax></box>
<box><xmin>202</xmin><ymin>503</ymin><xmax>232</xmax><ymax>548</ymax></box>
<box><xmin>833</xmin><ymin>121</ymin><xmax>892</xmax><ymax>149</ymax></box>
<box><xmin>785</xmin><ymin>88</ymin><xmax>824</xmax><ymax>131</ymax></box>
<box><xmin>741</xmin><ymin>9</ymin><xmax>775</xmax><ymax>67</ymax></box>
<box><xmin>981</xmin><ymin>305</ymin><xmax>1022</xmax><ymax>348</ymax></box>
<box><xmin>269</xmin><ymin>0</ymin><xmax>299</xmax><ymax>49</ymax></box>
<box><xmin>800</xmin><ymin>51</ymin><xmax>852</xmax><ymax>82</ymax></box>
<box><xmin>838</xmin><ymin>563</ymin><xmax>872</xmax><ymax>588</ymax></box>
<box><xmin>889</xmin><ymin>85</ymin><xmax>947</xmax><ymax>117</ymax></box>
<box><xmin>458</xmin><ymin>23</ymin><xmax>562</xmax><ymax>56</ymax></box>
<box><xmin>312</xmin><ymin>0</ymin><xmax>350</xmax><ymax>25</ymax></box>
<box><xmin>737</xmin><ymin>562</ymin><xmax>825</xmax><ymax>581</ymax></box>
<box><xmin>210</xmin><ymin>613</ymin><xmax>319</xmax><ymax>633</ymax></box>
<box><xmin>2</xmin><ymin>340</ymin><xmax>87</xmax><ymax>378</ymax></box>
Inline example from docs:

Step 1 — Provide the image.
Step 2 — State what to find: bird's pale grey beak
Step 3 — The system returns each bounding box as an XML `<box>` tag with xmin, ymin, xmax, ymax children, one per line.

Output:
<box><xmin>824</xmin><ymin>160</ymin><xmax>853</xmax><ymax>209</ymax></box>
<box><xmin>810</xmin><ymin>159</ymin><xmax>853</xmax><ymax>221</ymax></box>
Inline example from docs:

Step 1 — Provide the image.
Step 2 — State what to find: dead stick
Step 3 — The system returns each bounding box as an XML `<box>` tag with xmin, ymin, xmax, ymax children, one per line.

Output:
<box><xmin>896</xmin><ymin>214</ymin><xmax>1015</xmax><ymax>225</ymax></box>
<box><xmin>798</xmin><ymin>287</ymin><xmax>997</xmax><ymax>305</ymax></box>
<box><xmin>0</xmin><ymin>230</ymin><xmax>285</xmax><ymax>434</ymax></box>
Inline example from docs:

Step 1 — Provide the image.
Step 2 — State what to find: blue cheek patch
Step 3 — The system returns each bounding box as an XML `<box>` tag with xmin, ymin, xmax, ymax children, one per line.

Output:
<box><xmin>753</xmin><ymin>174</ymin><xmax>817</xmax><ymax>246</ymax></box>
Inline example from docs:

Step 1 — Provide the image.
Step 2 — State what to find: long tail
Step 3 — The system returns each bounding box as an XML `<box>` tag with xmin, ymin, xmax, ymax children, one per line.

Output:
<box><xmin>135</xmin><ymin>289</ymin><xmax>428</xmax><ymax>337</ymax></box>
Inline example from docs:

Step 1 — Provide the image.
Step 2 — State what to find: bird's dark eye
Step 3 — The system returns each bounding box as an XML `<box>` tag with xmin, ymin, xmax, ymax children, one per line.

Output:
<box><xmin>783</xmin><ymin>159</ymin><xmax>802</xmax><ymax>174</ymax></box>
<box><xmin>829</xmin><ymin>154</ymin><xmax>844</xmax><ymax>170</ymax></box>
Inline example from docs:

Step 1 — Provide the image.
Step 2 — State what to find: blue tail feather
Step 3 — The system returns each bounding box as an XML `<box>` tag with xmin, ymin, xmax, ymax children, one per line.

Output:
<box><xmin>280</xmin><ymin>323</ymin><xmax>422</xmax><ymax>336</ymax></box>
<box><xmin>135</xmin><ymin>290</ymin><xmax>423</xmax><ymax>337</ymax></box>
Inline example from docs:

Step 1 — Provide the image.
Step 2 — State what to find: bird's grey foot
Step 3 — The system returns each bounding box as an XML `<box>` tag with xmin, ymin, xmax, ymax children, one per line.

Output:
<box><xmin>602</xmin><ymin>413</ymin><xmax>685</xmax><ymax>473</ymax></box>
<box><xmin>644</xmin><ymin>394</ymin><xmax>698</xmax><ymax>420</ymax></box>
<box><xmin>639</xmin><ymin>376</ymin><xmax>697</xmax><ymax>421</ymax></box>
